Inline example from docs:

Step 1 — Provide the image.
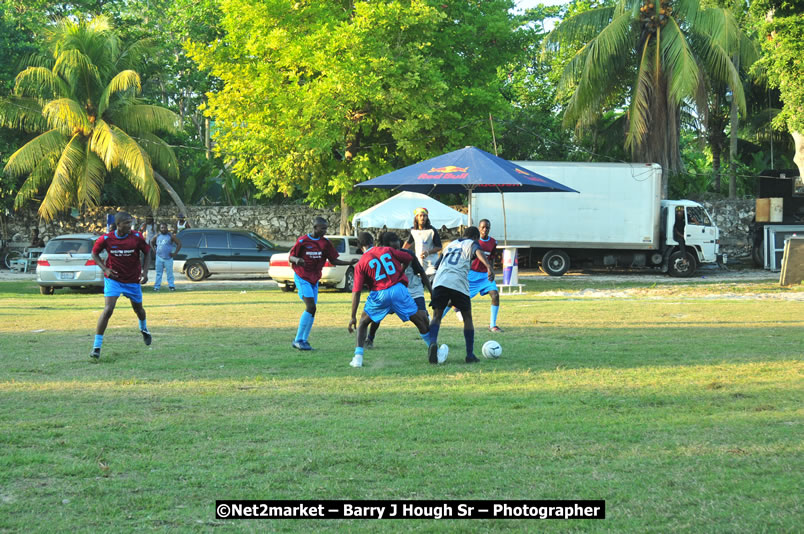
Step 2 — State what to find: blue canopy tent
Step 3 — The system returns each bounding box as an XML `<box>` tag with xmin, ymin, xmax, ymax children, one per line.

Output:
<box><xmin>354</xmin><ymin>146</ymin><xmax>578</xmax><ymax>243</ymax></box>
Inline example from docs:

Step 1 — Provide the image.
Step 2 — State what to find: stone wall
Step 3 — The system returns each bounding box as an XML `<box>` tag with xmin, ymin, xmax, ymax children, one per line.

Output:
<box><xmin>3</xmin><ymin>205</ymin><xmax>339</xmax><ymax>245</ymax></box>
<box><xmin>4</xmin><ymin>198</ymin><xmax>757</xmax><ymax>262</ymax></box>
<box><xmin>698</xmin><ymin>199</ymin><xmax>755</xmax><ymax>262</ymax></box>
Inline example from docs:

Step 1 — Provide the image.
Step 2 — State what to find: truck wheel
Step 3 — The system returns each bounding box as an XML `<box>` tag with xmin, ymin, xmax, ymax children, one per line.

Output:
<box><xmin>3</xmin><ymin>250</ymin><xmax>23</xmax><ymax>270</ymax></box>
<box><xmin>39</xmin><ymin>285</ymin><xmax>54</xmax><ymax>295</ymax></box>
<box><xmin>341</xmin><ymin>267</ymin><xmax>355</xmax><ymax>292</ymax></box>
<box><xmin>185</xmin><ymin>261</ymin><xmax>208</xmax><ymax>281</ymax></box>
<box><xmin>540</xmin><ymin>250</ymin><xmax>570</xmax><ymax>276</ymax></box>
<box><xmin>668</xmin><ymin>251</ymin><xmax>696</xmax><ymax>278</ymax></box>
<box><xmin>280</xmin><ymin>283</ymin><xmax>295</xmax><ymax>292</ymax></box>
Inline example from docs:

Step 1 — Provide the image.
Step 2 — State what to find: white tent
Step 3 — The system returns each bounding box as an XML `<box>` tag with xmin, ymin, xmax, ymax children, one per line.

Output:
<box><xmin>352</xmin><ymin>191</ymin><xmax>467</xmax><ymax>232</ymax></box>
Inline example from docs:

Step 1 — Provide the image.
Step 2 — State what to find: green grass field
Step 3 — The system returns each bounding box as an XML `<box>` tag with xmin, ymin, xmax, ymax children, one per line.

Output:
<box><xmin>1</xmin><ymin>278</ymin><xmax>802</xmax><ymax>532</ymax></box>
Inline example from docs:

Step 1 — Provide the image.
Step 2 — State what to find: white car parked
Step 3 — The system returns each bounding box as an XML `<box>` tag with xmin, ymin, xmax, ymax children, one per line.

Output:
<box><xmin>269</xmin><ymin>235</ymin><xmax>363</xmax><ymax>292</ymax></box>
<box><xmin>35</xmin><ymin>234</ymin><xmax>105</xmax><ymax>295</ymax></box>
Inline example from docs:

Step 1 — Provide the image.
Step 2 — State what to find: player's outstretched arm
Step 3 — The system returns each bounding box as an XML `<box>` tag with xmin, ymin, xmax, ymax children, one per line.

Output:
<box><xmin>348</xmin><ymin>290</ymin><xmax>362</xmax><ymax>333</ymax></box>
<box><xmin>475</xmin><ymin>249</ymin><xmax>494</xmax><ymax>281</ymax></box>
<box><xmin>332</xmin><ymin>257</ymin><xmax>358</xmax><ymax>266</ymax></box>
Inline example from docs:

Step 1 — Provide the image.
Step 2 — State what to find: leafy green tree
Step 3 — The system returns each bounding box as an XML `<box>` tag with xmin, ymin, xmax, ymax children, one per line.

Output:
<box><xmin>188</xmin><ymin>0</ymin><xmax>527</xmax><ymax>230</ymax></box>
<box><xmin>0</xmin><ymin>16</ymin><xmax>187</xmax><ymax>220</ymax></box>
<box><xmin>750</xmin><ymin>0</ymin><xmax>804</xmax><ymax>182</ymax></box>
<box><xmin>544</xmin><ymin>0</ymin><xmax>751</xmax><ymax>196</ymax></box>
<box><xmin>496</xmin><ymin>4</ymin><xmax>578</xmax><ymax>161</ymax></box>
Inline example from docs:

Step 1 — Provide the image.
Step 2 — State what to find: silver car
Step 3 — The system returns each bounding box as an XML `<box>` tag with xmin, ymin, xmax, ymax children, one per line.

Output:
<box><xmin>36</xmin><ymin>234</ymin><xmax>105</xmax><ymax>295</ymax></box>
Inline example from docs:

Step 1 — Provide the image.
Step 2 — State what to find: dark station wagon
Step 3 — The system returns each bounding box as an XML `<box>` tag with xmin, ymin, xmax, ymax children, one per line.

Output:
<box><xmin>173</xmin><ymin>229</ymin><xmax>288</xmax><ymax>281</ymax></box>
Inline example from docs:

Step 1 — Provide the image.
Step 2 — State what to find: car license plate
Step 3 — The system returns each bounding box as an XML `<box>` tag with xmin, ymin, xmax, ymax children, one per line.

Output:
<box><xmin>59</xmin><ymin>272</ymin><xmax>75</xmax><ymax>280</ymax></box>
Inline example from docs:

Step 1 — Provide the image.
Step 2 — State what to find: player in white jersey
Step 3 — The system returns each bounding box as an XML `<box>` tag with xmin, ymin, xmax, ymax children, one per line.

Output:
<box><xmin>426</xmin><ymin>226</ymin><xmax>494</xmax><ymax>364</ymax></box>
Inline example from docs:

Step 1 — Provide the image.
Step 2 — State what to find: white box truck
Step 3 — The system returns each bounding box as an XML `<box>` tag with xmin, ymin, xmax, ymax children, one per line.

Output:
<box><xmin>470</xmin><ymin>162</ymin><xmax>723</xmax><ymax>277</ymax></box>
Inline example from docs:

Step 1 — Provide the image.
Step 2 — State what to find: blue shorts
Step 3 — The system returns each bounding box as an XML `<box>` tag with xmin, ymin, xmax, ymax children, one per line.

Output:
<box><xmin>364</xmin><ymin>283</ymin><xmax>419</xmax><ymax>323</ymax></box>
<box><xmin>294</xmin><ymin>274</ymin><xmax>319</xmax><ymax>303</ymax></box>
<box><xmin>104</xmin><ymin>278</ymin><xmax>143</xmax><ymax>303</ymax></box>
<box><xmin>468</xmin><ymin>270</ymin><xmax>498</xmax><ymax>298</ymax></box>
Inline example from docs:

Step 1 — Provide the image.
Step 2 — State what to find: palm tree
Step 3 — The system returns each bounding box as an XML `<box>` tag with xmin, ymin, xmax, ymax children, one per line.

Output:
<box><xmin>544</xmin><ymin>0</ymin><xmax>752</xmax><ymax>196</ymax></box>
<box><xmin>0</xmin><ymin>16</ymin><xmax>187</xmax><ymax>220</ymax></box>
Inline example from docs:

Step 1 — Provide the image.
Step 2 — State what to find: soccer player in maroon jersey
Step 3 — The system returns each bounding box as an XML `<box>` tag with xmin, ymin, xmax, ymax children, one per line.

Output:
<box><xmin>446</xmin><ymin>219</ymin><xmax>502</xmax><ymax>332</ymax></box>
<box><xmin>289</xmin><ymin>217</ymin><xmax>357</xmax><ymax>351</ymax></box>
<box><xmin>471</xmin><ymin>219</ymin><xmax>502</xmax><ymax>332</ymax></box>
<box><xmin>89</xmin><ymin>212</ymin><xmax>152</xmax><ymax>360</ymax></box>
<box><xmin>347</xmin><ymin>232</ymin><xmax>433</xmax><ymax>368</ymax></box>
<box><xmin>364</xmin><ymin>231</ymin><xmax>429</xmax><ymax>349</ymax></box>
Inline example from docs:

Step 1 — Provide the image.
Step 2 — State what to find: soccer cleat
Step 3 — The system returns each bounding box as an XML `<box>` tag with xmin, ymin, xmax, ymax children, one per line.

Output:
<box><xmin>153</xmin><ymin>287</ymin><xmax>160</xmax><ymax>292</ymax></box>
<box><xmin>489</xmin><ymin>326</ymin><xmax>504</xmax><ymax>333</ymax></box>
<box><xmin>428</xmin><ymin>343</ymin><xmax>439</xmax><ymax>364</ymax></box>
<box><xmin>364</xmin><ymin>338</ymin><xmax>374</xmax><ymax>349</ymax></box>
<box><xmin>292</xmin><ymin>341</ymin><xmax>306</xmax><ymax>351</ymax></box>
<box><xmin>141</xmin><ymin>329</ymin><xmax>152</xmax><ymax>346</ymax></box>
<box><xmin>455</xmin><ymin>310</ymin><xmax>464</xmax><ymax>322</ymax></box>
<box><xmin>300</xmin><ymin>340</ymin><xmax>313</xmax><ymax>351</ymax></box>
<box><xmin>169</xmin><ymin>287</ymin><xmax>175</xmax><ymax>291</ymax></box>
<box><xmin>465</xmin><ymin>354</ymin><xmax>479</xmax><ymax>364</ymax></box>
<box><xmin>350</xmin><ymin>354</ymin><xmax>363</xmax><ymax>368</ymax></box>
<box><xmin>90</xmin><ymin>347</ymin><xmax>101</xmax><ymax>360</ymax></box>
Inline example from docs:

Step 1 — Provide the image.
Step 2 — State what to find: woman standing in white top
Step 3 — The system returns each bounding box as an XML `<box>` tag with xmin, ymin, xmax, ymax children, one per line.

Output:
<box><xmin>403</xmin><ymin>207</ymin><xmax>442</xmax><ymax>277</ymax></box>
<box><xmin>176</xmin><ymin>213</ymin><xmax>191</xmax><ymax>231</ymax></box>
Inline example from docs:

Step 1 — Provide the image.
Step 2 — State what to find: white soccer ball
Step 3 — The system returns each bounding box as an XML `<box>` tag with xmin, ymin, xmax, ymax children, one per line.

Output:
<box><xmin>437</xmin><ymin>344</ymin><xmax>449</xmax><ymax>364</ymax></box>
<box><xmin>482</xmin><ymin>340</ymin><xmax>502</xmax><ymax>359</ymax></box>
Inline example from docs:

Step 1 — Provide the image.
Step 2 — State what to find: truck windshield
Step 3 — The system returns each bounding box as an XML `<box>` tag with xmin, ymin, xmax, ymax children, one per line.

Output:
<box><xmin>686</xmin><ymin>206</ymin><xmax>712</xmax><ymax>226</ymax></box>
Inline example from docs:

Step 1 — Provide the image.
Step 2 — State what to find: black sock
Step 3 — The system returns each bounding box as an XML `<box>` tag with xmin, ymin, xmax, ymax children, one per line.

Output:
<box><xmin>464</xmin><ymin>329</ymin><xmax>474</xmax><ymax>358</ymax></box>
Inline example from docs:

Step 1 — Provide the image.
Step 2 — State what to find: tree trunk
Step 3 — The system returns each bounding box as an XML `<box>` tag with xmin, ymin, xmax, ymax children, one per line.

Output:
<box><xmin>205</xmin><ymin>118</ymin><xmax>212</xmax><ymax>160</ymax></box>
<box><xmin>729</xmin><ymin>90</ymin><xmax>739</xmax><ymax>198</ymax></box>
<box><xmin>641</xmin><ymin>74</ymin><xmax>682</xmax><ymax>199</ymax></box>
<box><xmin>339</xmin><ymin>192</ymin><xmax>352</xmax><ymax>235</ymax></box>
<box><xmin>712</xmin><ymin>142</ymin><xmax>721</xmax><ymax>194</ymax></box>
<box><xmin>341</xmin><ymin>130</ymin><xmax>361</xmax><ymax>234</ymax></box>
<box><xmin>709</xmin><ymin>93</ymin><xmax>724</xmax><ymax>195</ymax></box>
<box><xmin>0</xmin><ymin>212</ymin><xmax>8</xmax><ymax>242</ymax></box>
<box><xmin>728</xmin><ymin>53</ymin><xmax>740</xmax><ymax>199</ymax></box>
<box><xmin>153</xmin><ymin>170</ymin><xmax>189</xmax><ymax>219</ymax></box>
<box><xmin>191</xmin><ymin>113</ymin><xmax>203</xmax><ymax>143</ymax></box>
<box><xmin>793</xmin><ymin>131</ymin><xmax>804</xmax><ymax>184</ymax></box>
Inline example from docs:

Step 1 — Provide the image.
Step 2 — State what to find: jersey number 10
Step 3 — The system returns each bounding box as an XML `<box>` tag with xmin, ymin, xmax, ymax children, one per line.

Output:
<box><xmin>442</xmin><ymin>248</ymin><xmax>462</xmax><ymax>266</ymax></box>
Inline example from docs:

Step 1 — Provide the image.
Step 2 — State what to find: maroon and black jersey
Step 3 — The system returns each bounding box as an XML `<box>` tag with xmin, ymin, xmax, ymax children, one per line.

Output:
<box><xmin>471</xmin><ymin>236</ymin><xmax>497</xmax><ymax>272</ymax></box>
<box><xmin>93</xmin><ymin>231</ymin><xmax>150</xmax><ymax>283</ymax></box>
<box><xmin>289</xmin><ymin>234</ymin><xmax>340</xmax><ymax>285</ymax></box>
<box><xmin>353</xmin><ymin>246</ymin><xmax>412</xmax><ymax>292</ymax></box>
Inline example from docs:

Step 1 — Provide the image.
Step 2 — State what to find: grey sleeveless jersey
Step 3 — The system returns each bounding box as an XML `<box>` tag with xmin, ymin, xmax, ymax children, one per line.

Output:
<box><xmin>405</xmin><ymin>264</ymin><xmax>424</xmax><ymax>299</ymax></box>
<box><xmin>432</xmin><ymin>238</ymin><xmax>479</xmax><ymax>295</ymax></box>
<box><xmin>409</xmin><ymin>227</ymin><xmax>439</xmax><ymax>275</ymax></box>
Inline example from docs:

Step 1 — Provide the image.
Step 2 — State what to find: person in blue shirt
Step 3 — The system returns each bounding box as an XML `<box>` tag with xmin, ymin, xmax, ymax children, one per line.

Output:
<box><xmin>150</xmin><ymin>223</ymin><xmax>182</xmax><ymax>291</ymax></box>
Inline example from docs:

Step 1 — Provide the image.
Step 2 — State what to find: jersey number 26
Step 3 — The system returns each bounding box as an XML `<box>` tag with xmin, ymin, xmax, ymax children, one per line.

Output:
<box><xmin>368</xmin><ymin>253</ymin><xmax>397</xmax><ymax>280</ymax></box>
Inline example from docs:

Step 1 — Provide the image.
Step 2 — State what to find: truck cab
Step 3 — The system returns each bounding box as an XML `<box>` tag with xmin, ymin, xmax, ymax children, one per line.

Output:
<box><xmin>661</xmin><ymin>200</ymin><xmax>721</xmax><ymax>276</ymax></box>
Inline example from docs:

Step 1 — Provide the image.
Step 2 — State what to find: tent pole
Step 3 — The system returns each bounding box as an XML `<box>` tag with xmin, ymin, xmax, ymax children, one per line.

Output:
<box><xmin>501</xmin><ymin>190</ymin><xmax>508</xmax><ymax>245</ymax></box>
<box><xmin>467</xmin><ymin>188</ymin><xmax>473</xmax><ymax>226</ymax></box>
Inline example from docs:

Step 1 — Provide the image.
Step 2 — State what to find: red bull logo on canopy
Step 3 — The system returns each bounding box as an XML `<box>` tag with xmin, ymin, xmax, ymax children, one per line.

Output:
<box><xmin>515</xmin><ymin>168</ymin><xmax>547</xmax><ymax>183</ymax></box>
<box><xmin>418</xmin><ymin>165</ymin><xmax>469</xmax><ymax>180</ymax></box>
